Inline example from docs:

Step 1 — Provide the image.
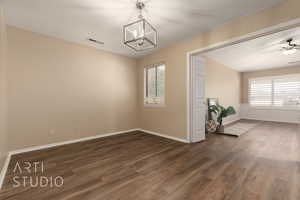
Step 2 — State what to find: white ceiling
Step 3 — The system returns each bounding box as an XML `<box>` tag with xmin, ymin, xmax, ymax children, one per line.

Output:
<box><xmin>2</xmin><ymin>0</ymin><xmax>284</xmax><ymax>57</ymax></box>
<box><xmin>204</xmin><ymin>26</ymin><xmax>300</xmax><ymax>72</ymax></box>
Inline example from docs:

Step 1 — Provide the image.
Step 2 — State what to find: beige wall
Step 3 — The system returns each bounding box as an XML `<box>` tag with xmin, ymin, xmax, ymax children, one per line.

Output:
<box><xmin>137</xmin><ymin>0</ymin><xmax>300</xmax><ymax>140</ymax></box>
<box><xmin>0</xmin><ymin>6</ymin><xmax>8</xmax><ymax>170</ymax></box>
<box><xmin>204</xmin><ymin>57</ymin><xmax>241</xmax><ymax>109</ymax></box>
<box><xmin>241</xmin><ymin>65</ymin><xmax>300</xmax><ymax>103</ymax></box>
<box><xmin>138</xmin><ymin>48</ymin><xmax>187</xmax><ymax>139</ymax></box>
<box><xmin>3</xmin><ymin>0</ymin><xmax>300</xmax><ymax>150</ymax></box>
<box><xmin>7</xmin><ymin>26</ymin><xmax>138</xmax><ymax>151</ymax></box>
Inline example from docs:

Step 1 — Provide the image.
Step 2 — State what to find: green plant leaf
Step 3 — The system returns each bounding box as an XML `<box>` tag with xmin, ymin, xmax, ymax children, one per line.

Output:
<box><xmin>209</xmin><ymin>105</ymin><xmax>219</xmax><ymax>115</ymax></box>
<box><xmin>226</xmin><ymin>106</ymin><xmax>236</xmax><ymax>115</ymax></box>
<box><xmin>209</xmin><ymin>104</ymin><xmax>236</xmax><ymax>124</ymax></box>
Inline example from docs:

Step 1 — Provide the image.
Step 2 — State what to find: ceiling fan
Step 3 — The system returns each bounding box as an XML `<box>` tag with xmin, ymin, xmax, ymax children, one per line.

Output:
<box><xmin>281</xmin><ymin>38</ymin><xmax>300</xmax><ymax>55</ymax></box>
<box><xmin>263</xmin><ymin>36</ymin><xmax>300</xmax><ymax>55</ymax></box>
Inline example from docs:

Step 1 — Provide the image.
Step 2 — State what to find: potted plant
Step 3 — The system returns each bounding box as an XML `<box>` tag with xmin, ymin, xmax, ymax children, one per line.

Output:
<box><xmin>208</xmin><ymin>104</ymin><xmax>236</xmax><ymax>133</ymax></box>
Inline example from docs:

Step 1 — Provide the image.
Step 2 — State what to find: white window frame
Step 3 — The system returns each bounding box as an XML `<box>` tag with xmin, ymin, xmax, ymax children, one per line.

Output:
<box><xmin>144</xmin><ymin>63</ymin><xmax>165</xmax><ymax>107</ymax></box>
<box><xmin>249</xmin><ymin>74</ymin><xmax>300</xmax><ymax>109</ymax></box>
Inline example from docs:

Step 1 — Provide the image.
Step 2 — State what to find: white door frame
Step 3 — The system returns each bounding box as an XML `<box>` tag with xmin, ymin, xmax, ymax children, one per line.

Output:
<box><xmin>186</xmin><ymin>18</ymin><xmax>300</xmax><ymax>143</ymax></box>
<box><xmin>189</xmin><ymin>55</ymin><xmax>206</xmax><ymax>143</ymax></box>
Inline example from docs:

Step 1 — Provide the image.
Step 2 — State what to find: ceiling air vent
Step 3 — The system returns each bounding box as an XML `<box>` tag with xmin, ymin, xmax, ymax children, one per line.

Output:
<box><xmin>87</xmin><ymin>38</ymin><xmax>104</xmax><ymax>45</ymax></box>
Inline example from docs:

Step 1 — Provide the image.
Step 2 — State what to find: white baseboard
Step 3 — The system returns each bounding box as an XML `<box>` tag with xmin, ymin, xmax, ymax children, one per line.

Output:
<box><xmin>241</xmin><ymin>117</ymin><xmax>299</xmax><ymax>124</ymax></box>
<box><xmin>9</xmin><ymin>128</ymin><xmax>140</xmax><ymax>155</ymax></box>
<box><xmin>0</xmin><ymin>153</ymin><xmax>11</xmax><ymax>189</ymax></box>
<box><xmin>139</xmin><ymin>129</ymin><xmax>189</xmax><ymax>143</ymax></box>
<box><xmin>240</xmin><ymin>104</ymin><xmax>300</xmax><ymax>124</ymax></box>
<box><xmin>0</xmin><ymin>128</ymin><xmax>189</xmax><ymax>190</ymax></box>
<box><xmin>0</xmin><ymin>128</ymin><xmax>139</xmax><ymax>190</ymax></box>
<box><xmin>9</xmin><ymin>128</ymin><xmax>189</xmax><ymax>156</ymax></box>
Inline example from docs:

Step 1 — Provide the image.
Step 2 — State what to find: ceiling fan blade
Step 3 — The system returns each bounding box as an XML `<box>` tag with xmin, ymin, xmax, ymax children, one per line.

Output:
<box><xmin>264</xmin><ymin>34</ymin><xmax>300</xmax><ymax>47</ymax></box>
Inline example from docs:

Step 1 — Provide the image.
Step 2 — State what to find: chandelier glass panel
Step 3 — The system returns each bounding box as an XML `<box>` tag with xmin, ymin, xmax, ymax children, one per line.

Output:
<box><xmin>123</xmin><ymin>1</ymin><xmax>157</xmax><ymax>51</ymax></box>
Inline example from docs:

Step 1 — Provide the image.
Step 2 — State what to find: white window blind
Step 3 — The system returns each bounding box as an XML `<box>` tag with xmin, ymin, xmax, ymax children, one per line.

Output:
<box><xmin>144</xmin><ymin>64</ymin><xmax>165</xmax><ymax>105</ymax></box>
<box><xmin>249</xmin><ymin>74</ymin><xmax>300</xmax><ymax>107</ymax></box>
<box><xmin>249</xmin><ymin>79</ymin><xmax>272</xmax><ymax>106</ymax></box>
<box><xmin>273</xmin><ymin>76</ymin><xmax>300</xmax><ymax>106</ymax></box>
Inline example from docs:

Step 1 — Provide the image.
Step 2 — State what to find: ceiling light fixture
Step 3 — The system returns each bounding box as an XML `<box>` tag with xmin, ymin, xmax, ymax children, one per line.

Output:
<box><xmin>283</xmin><ymin>48</ymin><xmax>297</xmax><ymax>55</ymax></box>
<box><xmin>123</xmin><ymin>1</ymin><xmax>157</xmax><ymax>51</ymax></box>
<box><xmin>282</xmin><ymin>38</ymin><xmax>300</xmax><ymax>55</ymax></box>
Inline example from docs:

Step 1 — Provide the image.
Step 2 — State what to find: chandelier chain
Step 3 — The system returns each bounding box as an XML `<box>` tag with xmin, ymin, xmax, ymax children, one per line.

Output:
<box><xmin>136</xmin><ymin>1</ymin><xmax>145</xmax><ymax>19</ymax></box>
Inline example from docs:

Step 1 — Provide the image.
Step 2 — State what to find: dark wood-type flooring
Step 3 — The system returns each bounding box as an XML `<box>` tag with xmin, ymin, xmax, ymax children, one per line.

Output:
<box><xmin>0</xmin><ymin>120</ymin><xmax>299</xmax><ymax>200</ymax></box>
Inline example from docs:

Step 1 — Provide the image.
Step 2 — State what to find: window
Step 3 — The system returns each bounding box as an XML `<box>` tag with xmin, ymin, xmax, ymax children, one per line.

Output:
<box><xmin>273</xmin><ymin>76</ymin><xmax>300</xmax><ymax>106</ymax></box>
<box><xmin>249</xmin><ymin>74</ymin><xmax>300</xmax><ymax>107</ymax></box>
<box><xmin>144</xmin><ymin>64</ymin><xmax>165</xmax><ymax>105</ymax></box>
<box><xmin>249</xmin><ymin>78</ymin><xmax>272</xmax><ymax>106</ymax></box>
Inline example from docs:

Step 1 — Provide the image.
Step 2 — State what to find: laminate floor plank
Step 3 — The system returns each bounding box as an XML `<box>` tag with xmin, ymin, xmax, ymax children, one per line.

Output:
<box><xmin>0</xmin><ymin>121</ymin><xmax>299</xmax><ymax>200</ymax></box>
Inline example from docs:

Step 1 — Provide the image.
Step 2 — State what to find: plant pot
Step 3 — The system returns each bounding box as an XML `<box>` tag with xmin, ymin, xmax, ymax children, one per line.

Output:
<box><xmin>206</xmin><ymin>120</ymin><xmax>218</xmax><ymax>133</ymax></box>
<box><xmin>217</xmin><ymin>125</ymin><xmax>224</xmax><ymax>133</ymax></box>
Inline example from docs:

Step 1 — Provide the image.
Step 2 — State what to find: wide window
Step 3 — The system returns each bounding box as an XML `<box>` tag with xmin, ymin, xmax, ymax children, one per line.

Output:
<box><xmin>144</xmin><ymin>64</ymin><xmax>165</xmax><ymax>105</ymax></box>
<box><xmin>249</xmin><ymin>74</ymin><xmax>300</xmax><ymax>107</ymax></box>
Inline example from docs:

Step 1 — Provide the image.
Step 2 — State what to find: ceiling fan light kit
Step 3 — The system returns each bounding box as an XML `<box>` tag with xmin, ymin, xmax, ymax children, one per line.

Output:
<box><xmin>282</xmin><ymin>38</ymin><xmax>300</xmax><ymax>55</ymax></box>
<box><xmin>123</xmin><ymin>1</ymin><xmax>157</xmax><ymax>51</ymax></box>
<box><xmin>283</xmin><ymin>48</ymin><xmax>297</xmax><ymax>55</ymax></box>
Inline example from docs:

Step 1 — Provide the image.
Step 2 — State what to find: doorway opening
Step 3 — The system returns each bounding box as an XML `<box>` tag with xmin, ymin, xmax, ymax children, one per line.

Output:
<box><xmin>187</xmin><ymin>19</ymin><xmax>300</xmax><ymax>143</ymax></box>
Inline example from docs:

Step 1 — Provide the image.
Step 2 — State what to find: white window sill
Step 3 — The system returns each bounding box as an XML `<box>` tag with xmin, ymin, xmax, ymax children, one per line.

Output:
<box><xmin>249</xmin><ymin>105</ymin><xmax>300</xmax><ymax>111</ymax></box>
<box><xmin>144</xmin><ymin>103</ymin><xmax>165</xmax><ymax>107</ymax></box>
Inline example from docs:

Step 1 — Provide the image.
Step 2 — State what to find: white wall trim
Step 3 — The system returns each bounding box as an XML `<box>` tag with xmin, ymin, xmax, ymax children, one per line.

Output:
<box><xmin>0</xmin><ymin>153</ymin><xmax>11</xmax><ymax>189</ymax></box>
<box><xmin>139</xmin><ymin>129</ymin><xmax>189</xmax><ymax>143</ymax></box>
<box><xmin>8</xmin><ymin>128</ymin><xmax>189</xmax><ymax>156</ymax></box>
<box><xmin>0</xmin><ymin>129</ymin><xmax>138</xmax><ymax>189</ymax></box>
<box><xmin>241</xmin><ymin>117</ymin><xmax>299</xmax><ymax>124</ymax></box>
<box><xmin>240</xmin><ymin>104</ymin><xmax>300</xmax><ymax>124</ymax></box>
<box><xmin>9</xmin><ymin>129</ymin><xmax>139</xmax><ymax>155</ymax></box>
<box><xmin>0</xmin><ymin>128</ymin><xmax>189</xmax><ymax>189</ymax></box>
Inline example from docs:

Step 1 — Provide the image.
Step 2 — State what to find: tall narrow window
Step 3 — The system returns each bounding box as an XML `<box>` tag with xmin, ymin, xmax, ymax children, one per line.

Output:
<box><xmin>249</xmin><ymin>74</ymin><xmax>300</xmax><ymax>107</ymax></box>
<box><xmin>144</xmin><ymin>64</ymin><xmax>165</xmax><ymax>105</ymax></box>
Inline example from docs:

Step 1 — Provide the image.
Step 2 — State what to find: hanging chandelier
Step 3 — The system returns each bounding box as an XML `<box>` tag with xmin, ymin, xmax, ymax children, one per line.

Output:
<box><xmin>123</xmin><ymin>1</ymin><xmax>157</xmax><ymax>51</ymax></box>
